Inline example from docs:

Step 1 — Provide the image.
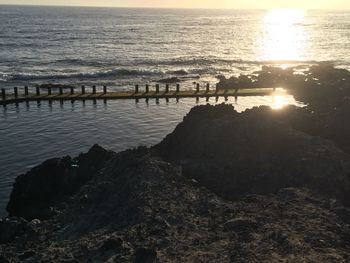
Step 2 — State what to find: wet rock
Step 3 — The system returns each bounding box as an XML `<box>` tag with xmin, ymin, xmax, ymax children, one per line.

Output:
<box><xmin>157</xmin><ymin>77</ymin><xmax>181</xmax><ymax>83</ymax></box>
<box><xmin>134</xmin><ymin>247</ymin><xmax>157</xmax><ymax>263</ymax></box>
<box><xmin>167</xmin><ymin>70</ymin><xmax>188</xmax><ymax>75</ymax></box>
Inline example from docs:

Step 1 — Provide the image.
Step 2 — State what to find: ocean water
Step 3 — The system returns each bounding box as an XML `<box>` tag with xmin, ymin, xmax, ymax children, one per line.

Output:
<box><xmin>0</xmin><ymin>6</ymin><xmax>349</xmax><ymax>216</ymax></box>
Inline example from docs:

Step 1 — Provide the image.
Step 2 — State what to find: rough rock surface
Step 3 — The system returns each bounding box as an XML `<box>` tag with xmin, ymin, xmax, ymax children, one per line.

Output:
<box><xmin>6</xmin><ymin>144</ymin><xmax>114</xmax><ymax>220</ymax></box>
<box><xmin>154</xmin><ymin>104</ymin><xmax>350</xmax><ymax>205</ymax></box>
<box><xmin>1</xmin><ymin>103</ymin><xmax>350</xmax><ymax>262</ymax></box>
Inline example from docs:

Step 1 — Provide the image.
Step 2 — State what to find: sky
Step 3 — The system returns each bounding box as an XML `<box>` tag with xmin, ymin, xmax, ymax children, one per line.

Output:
<box><xmin>0</xmin><ymin>0</ymin><xmax>349</xmax><ymax>9</ymax></box>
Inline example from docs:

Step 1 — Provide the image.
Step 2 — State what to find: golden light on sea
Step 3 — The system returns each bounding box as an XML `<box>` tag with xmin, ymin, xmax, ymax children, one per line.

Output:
<box><xmin>260</xmin><ymin>9</ymin><xmax>306</xmax><ymax>65</ymax></box>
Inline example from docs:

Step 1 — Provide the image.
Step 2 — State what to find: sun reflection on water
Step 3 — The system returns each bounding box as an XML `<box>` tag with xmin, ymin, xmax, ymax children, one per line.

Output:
<box><xmin>271</xmin><ymin>95</ymin><xmax>289</xmax><ymax>110</ymax></box>
<box><xmin>260</xmin><ymin>9</ymin><xmax>306</xmax><ymax>65</ymax></box>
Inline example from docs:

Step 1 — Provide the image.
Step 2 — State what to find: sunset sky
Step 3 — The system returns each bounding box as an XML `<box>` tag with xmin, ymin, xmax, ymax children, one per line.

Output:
<box><xmin>0</xmin><ymin>0</ymin><xmax>349</xmax><ymax>9</ymax></box>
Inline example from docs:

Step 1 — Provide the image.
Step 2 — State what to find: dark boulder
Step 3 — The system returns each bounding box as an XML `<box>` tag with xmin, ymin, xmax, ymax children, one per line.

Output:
<box><xmin>6</xmin><ymin>145</ymin><xmax>114</xmax><ymax>220</ymax></box>
<box><xmin>157</xmin><ymin>77</ymin><xmax>182</xmax><ymax>84</ymax></box>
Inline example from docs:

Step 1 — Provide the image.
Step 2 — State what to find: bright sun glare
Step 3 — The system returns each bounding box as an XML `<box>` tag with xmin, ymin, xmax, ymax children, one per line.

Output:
<box><xmin>261</xmin><ymin>9</ymin><xmax>306</xmax><ymax>65</ymax></box>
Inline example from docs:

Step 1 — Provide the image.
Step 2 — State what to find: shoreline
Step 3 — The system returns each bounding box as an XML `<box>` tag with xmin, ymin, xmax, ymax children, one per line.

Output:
<box><xmin>1</xmin><ymin>65</ymin><xmax>350</xmax><ymax>261</ymax></box>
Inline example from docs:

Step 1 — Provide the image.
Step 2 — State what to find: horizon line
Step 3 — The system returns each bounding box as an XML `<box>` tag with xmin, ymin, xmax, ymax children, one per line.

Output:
<box><xmin>0</xmin><ymin>4</ymin><xmax>349</xmax><ymax>11</ymax></box>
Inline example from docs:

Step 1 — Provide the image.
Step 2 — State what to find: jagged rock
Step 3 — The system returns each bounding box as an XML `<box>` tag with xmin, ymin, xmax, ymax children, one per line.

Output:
<box><xmin>6</xmin><ymin>144</ymin><xmax>114</xmax><ymax>220</ymax></box>
<box><xmin>154</xmin><ymin>104</ymin><xmax>350</xmax><ymax>205</ymax></box>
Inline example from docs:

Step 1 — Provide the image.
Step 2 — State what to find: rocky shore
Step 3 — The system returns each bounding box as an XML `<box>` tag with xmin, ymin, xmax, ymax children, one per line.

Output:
<box><xmin>1</xmin><ymin>65</ymin><xmax>350</xmax><ymax>262</ymax></box>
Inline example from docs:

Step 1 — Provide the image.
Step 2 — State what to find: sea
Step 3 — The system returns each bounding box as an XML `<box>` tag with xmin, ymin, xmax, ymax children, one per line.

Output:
<box><xmin>0</xmin><ymin>5</ymin><xmax>349</xmax><ymax>216</ymax></box>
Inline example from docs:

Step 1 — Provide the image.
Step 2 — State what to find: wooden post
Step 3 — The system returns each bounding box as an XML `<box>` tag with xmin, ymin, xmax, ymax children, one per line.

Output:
<box><xmin>36</xmin><ymin>86</ymin><xmax>40</xmax><ymax>96</ymax></box>
<box><xmin>206</xmin><ymin>83</ymin><xmax>210</xmax><ymax>93</ymax></box>
<box><xmin>1</xmin><ymin>89</ymin><xmax>5</xmax><ymax>100</ymax></box>
<box><xmin>82</xmin><ymin>85</ymin><xmax>85</xmax><ymax>94</ymax></box>
<box><xmin>146</xmin><ymin>84</ymin><xmax>149</xmax><ymax>93</ymax></box>
<box><xmin>48</xmin><ymin>87</ymin><xmax>51</xmax><ymax>95</ymax></box>
<box><xmin>206</xmin><ymin>96</ymin><xmax>209</xmax><ymax>102</ymax></box>
<box><xmin>156</xmin><ymin>84</ymin><xmax>159</xmax><ymax>93</ymax></box>
<box><xmin>59</xmin><ymin>87</ymin><xmax>63</xmax><ymax>95</ymax></box>
<box><xmin>14</xmin><ymin>87</ymin><xmax>18</xmax><ymax>98</ymax></box>
<box><xmin>70</xmin><ymin>86</ymin><xmax>74</xmax><ymax>95</ymax></box>
<box><xmin>92</xmin><ymin>85</ymin><xmax>96</xmax><ymax>94</ymax></box>
<box><xmin>135</xmin><ymin>85</ymin><xmax>139</xmax><ymax>93</ymax></box>
<box><xmin>166</xmin><ymin>84</ymin><xmax>169</xmax><ymax>93</ymax></box>
<box><xmin>196</xmin><ymin>83</ymin><xmax>200</xmax><ymax>93</ymax></box>
<box><xmin>103</xmin><ymin>85</ymin><xmax>107</xmax><ymax>94</ymax></box>
<box><xmin>24</xmin><ymin>86</ymin><xmax>29</xmax><ymax>96</ymax></box>
<box><xmin>176</xmin><ymin>84</ymin><xmax>180</xmax><ymax>93</ymax></box>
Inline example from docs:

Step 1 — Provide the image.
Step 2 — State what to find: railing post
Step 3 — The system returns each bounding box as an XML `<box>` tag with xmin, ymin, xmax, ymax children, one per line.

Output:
<box><xmin>135</xmin><ymin>84</ymin><xmax>139</xmax><ymax>93</ymax></box>
<box><xmin>103</xmin><ymin>85</ymin><xmax>107</xmax><ymax>94</ymax></box>
<box><xmin>166</xmin><ymin>84</ymin><xmax>169</xmax><ymax>93</ymax></box>
<box><xmin>48</xmin><ymin>87</ymin><xmax>51</xmax><ymax>95</ymax></box>
<box><xmin>1</xmin><ymin>89</ymin><xmax>5</xmax><ymax>100</ymax></box>
<box><xmin>176</xmin><ymin>84</ymin><xmax>180</xmax><ymax>93</ymax></box>
<box><xmin>206</xmin><ymin>83</ymin><xmax>210</xmax><ymax>93</ymax></box>
<box><xmin>196</xmin><ymin>83</ymin><xmax>200</xmax><ymax>93</ymax></box>
<box><xmin>70</xmin><ymin>86</ymin><xmax>74</xmax><ymax>95</ymax></box>
<box><xmin>82</xmin><ymin>85</ymin><xmax>85</xmax><ymax>94</ymax></box>
<box><xmin>14</xmin><ymin>87</ymin><xmax>18</xmax><ymax>98</ymax></box>
<box><xmin>24</xmin><ymin>86</ymin><xmax>29</xmax><ymax>96</ymax></box>
<box><xmin>36</xmin><ymin>86</ymin><xmax>40</xmax><ymax>96</ymax></box>
<box><xmin>156</xmin><ymin>84</ymin><xmax>159</xmax><ymax>93</ymax></box>
<box><xmin>146</xmin><ymin>84</ymin><xmax>149</xmax><ymax>93</ymax></box>
<box><xmin>59</xmin><ymin>87</ymin><xmax>63</xmax><ymax>95</ymax></box>
<box><xmin>92</xmin><ymin>85</ymin><xmax>96</xmax><ymax>94</ymax></box>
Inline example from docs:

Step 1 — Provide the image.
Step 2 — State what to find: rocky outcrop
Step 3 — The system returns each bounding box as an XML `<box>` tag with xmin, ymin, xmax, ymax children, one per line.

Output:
<box><xmin>6</xmin><ymin>145</ymin><xmax>115</xmax><ymax>220</ymax></box>
<box><xmin>1</xmin><ymin>149</ymin><xmax>350</xmax><ymax>262</ymax></box>
<box><xmin>2</xmin><ymin>102</ymin><xmax>350</xmax><ymax>262</ymax></box>
<box><xmin>216</xmin><ymin>64</ymin><xmax>350</xmax><ymax>109</ymax></box>
<box><xmin>154</xmin><ymin>104</ymin><xmax>350</xmax><ymax>205</ymax></box>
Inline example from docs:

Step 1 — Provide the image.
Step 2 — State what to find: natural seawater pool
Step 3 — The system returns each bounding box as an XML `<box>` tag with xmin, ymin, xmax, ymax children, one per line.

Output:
<box><xmin>0</xmin><ymin>94</ymin><xmax>303</xmax><ymax>217</ymax></box>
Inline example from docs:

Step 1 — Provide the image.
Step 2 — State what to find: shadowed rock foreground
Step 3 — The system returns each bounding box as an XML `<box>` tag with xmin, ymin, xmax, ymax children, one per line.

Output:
<box><xmin>2</xmin><ymin>76</ymin><xmax>350</xmax><ymax>261</ymax></box>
